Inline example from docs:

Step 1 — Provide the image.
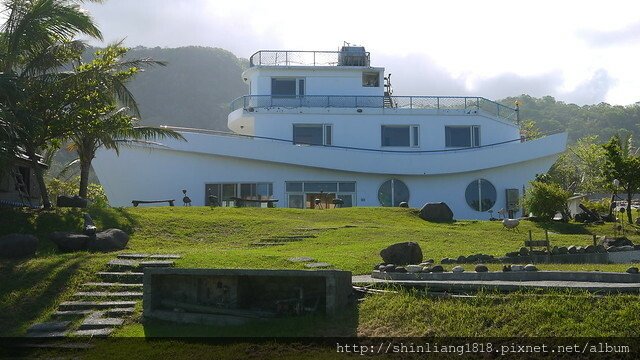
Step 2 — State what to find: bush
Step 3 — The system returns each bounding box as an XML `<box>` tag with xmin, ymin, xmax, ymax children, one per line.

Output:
<box><xmin>47</xmin><ymin>177</ymin><xmax>109</xmax><ymax>208</ymax></box>
<box><xmin>582</xmin><ymin>198</ymin><xmax>612</xmax><ymax>214</ymax></box>
<box><xmin>522</xmin><ymin>181</ymin><xmax>570</xmax><ymax>220</ymax></box>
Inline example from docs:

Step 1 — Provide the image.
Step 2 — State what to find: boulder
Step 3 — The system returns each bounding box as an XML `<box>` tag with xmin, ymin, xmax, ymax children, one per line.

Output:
<box><xmin>405</xmin><ymin>265</ymin><xmax>423</xmax><ymax>273</ymax></box>
<box><xmin>377</xmin><ymin>265</ymin><xmax>386</xmax><ymax>271</ymax></box>
<box><xmin>502</xmin><ymin>265</ymin><xmax>511</xmax><ymax>272</ymax></box>
<box><xmin>452</xmin><ymin>265</ymin><xmax>464</xmax><ymax>273</ymax></box>
<box><xmin>511</xmin><ymin>265</ymin><xmax>525</xmax><ymax>272</ymax></box>
<box><xmin>441</xmin><ymin>257</ymin><xmax>455</xmax><ymax>264</ymax></box>
<box><xmin>49</xmin><ymin>232</ymin><xmax>90</xmax><ymax>252</ymax></box>
<box><xmin>83</xmin><ymin>214</ymin><xmax>97</xmax><ymax>236</ymax></box>
<box><xmin>430</xmin><ymin>265</ymin><xmax>444</xmax><ymax>273</ymax></box>
<box><xmin>567</xmin><ymin>245</ymin><xmax>578</xmax><ymax>254</ymax></box>
<box><xmin>558</xmin><ymin>246</ymin><xmax>569</xmax><ymax>255</ymax></box>
<box><xmin>595</xmin><ymin>245</ymin><xmax>607</xmax><ymax>253</ymax></box>
<box><xmin>87</xmin><ymin>229</ymin><xmax>129</xmax><ymax>252</ymax></box>
<box><xmin>576</xmin><ymin>246</ymin><xmax>585</xmax><ymax>254</ymax></box>
<box><xmin>599</xmin><ymin>236</ymin><xmax>634</xmax><ymax>249</ymax></box>
<box><xmin>419</xmin><ymin>261</ymin><xmax>433</xmax><ymax>267</ymax></box>
<box><xmin>524</xmin><ymin>264</ymin><xmax>539</xmax><ymax>272</ymax></box>
<box><xmin>56</xmin><ymin>195</ymin><xmax>88</xmax><ymax>208</ymax></box>
<box><xmin>380</xmin><ymin>242</ymin><xmax>423</xmax><ymax>265</ymax></box>
<box><xmin>626</xmin><ymin>267</ymin><xmax>639</xmax><ymax>274</ymax></box>
<box><xmin>398</xmin><ymin>202</ymin><xmax>409</xmax><ymax>208</ymax></box>
<box><xmin>475</xmin><ymin>264</ymin><xmax>489</xmax><ymax>273</ymax></box>
<box><xmin>394</xmin><ymin>266</ymin><xmax>407</xmax><ymax>273</ymax></box>
<box><xmin>551</xmin><ymin>246</ymin><xmax>560</xmax><ymax>255</ymax></box>
<box><xmin>374</xmin><ymin>263</ymin><xmax>386</xmax><ymax>270</ymax></box>
<box><xmin>584</xmin><ymin>245</ymin><xmax>596</xmax><ymax>253</ymax></box>
<box><xmin>457</xmin><ymin>255</ymin><xmax>467</xmax><ymax>263</ymax></box>
<box><xmin>519</xmin><ymin>247</ymin><xmax>530</xmax><ymax>256</ymax></box>
<box><xmin>383</xmin><ymin>264</ymin><xmax>396</xmax><ymax>272</ymax></box>
<box><xmin>0</xmin><ymin>234</ymin><xmax>38</xmax><ymax>259</ymax></box>
<box><xmin>608</xmin><ymin>245</ymin><xmax>634</xmax><ymax>252</ymax></box>
<box><xmin>505</xmin><ymin>251</ymin><xmax>520</xmax><ymax>258</ymax></box>
<box><xmin>418</xmin><ymin>202</ymin><xmax>454</xmax><ymax>223</ymax></box>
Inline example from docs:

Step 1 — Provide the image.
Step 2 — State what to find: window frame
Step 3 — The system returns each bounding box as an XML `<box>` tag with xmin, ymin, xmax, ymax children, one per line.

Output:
<box><xmin>271</xmin><ymin>77</ymin><xmax>305</xmax><ymax>97</ymax></box>
<box><xmin>445</xmin><ymin>125</ymin><xmax>480</xmax><ymax>148</ymax></box>
<box><xmin>381</xmin><ymin>125</ymin><xmax>419</xmax><ymax>148</ymax></box>
<box><xmin>362</xmin><ymin>71</ymin><xmax>380</xmax><ymax>87</ymax></box>
<box><xmin>293</xmin><ymin>124</ymin><xmax>333</xmax><ymax>146</ymax></box>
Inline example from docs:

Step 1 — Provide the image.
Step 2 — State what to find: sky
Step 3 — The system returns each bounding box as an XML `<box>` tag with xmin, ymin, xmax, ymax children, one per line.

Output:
<box><xmin>84</xmin><ymin>0</ymin><xmax>640</xmax><ymax>106</ymax></box>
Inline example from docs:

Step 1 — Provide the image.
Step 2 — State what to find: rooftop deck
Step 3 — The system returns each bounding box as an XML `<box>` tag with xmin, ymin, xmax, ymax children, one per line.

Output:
<box><xmin>249</xmin><ymin>50</ymin><xmax>370</xmax><ymax>67</ymax></box>
<box><xmin>230</xmin><ymin>95</ymin><xmax>519</xmax><ymax>123</ymax></box>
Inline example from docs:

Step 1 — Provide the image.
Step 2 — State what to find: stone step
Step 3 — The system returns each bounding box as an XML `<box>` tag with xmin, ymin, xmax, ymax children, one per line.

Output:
<box><xmin>79</xmin><ymin>316</ymin><xmax>124</xmax><ymax>330</ymax></box>
<box><xmin>59</xmin><ymin>301</ymin><xmax>137</xmax><ymax>311</ymax></box>
<box><xmin>25</xmin><ymin>331</ymin><xmax>69</xmax><ymax>338</ymax></box>
<box><xmin>17</xmin><ymin>342</ymin><xmax>93</xmax><ymax>349</ymax></box>
<box><xmin>108</xmin><ymin>259</ymin><xmax>174</xmax><ymax>270</ymax></box>
<box><xmin>139</xmin><ymin>260</ymin><xmax>174</xmax><ymax>268</ymax></box>
<box><xmin>83</xmin><ymin>282</ymin><xmax>143</xmax><ymax>289</ymax></box>
<box><xmin>74</xmin><ymin>291</ymin><xmax>143</xmax><ymax>299</ymax></box>
<box><xmin>97</xmin><ymin>272</ymin><xmax>143</xmax><ymax>283</ymax></box>
<box><xmin>53</xmin><ymin>310</ymin><xmax>93</xmax><ymax>319</ymax></box>
<box><xmin>73</xmin><ymin>328</ymin><xmax>114</xmax><ymax>337</ymax></box>
<box><xmin>118</xmin><ymin>253</ymin><xmax>181</xmax><ymax>260</ymax></box>
<box><xmin>27</xmin><ymin>321</ymin><xmax>71</xmax><ymax>333</ymax></box>
<box><xmin>304</xmin><ymin>262</ymin><xmax>332</xmax><ymax>269</ymax></box>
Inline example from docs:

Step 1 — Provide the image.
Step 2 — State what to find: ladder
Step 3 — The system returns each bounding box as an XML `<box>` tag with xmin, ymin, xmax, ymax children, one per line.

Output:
<box><xmin>12</xmin><ymin>168</ymin><xmax>33</xmax><ymax>207</ymax></box>
<box><xmin>383</xmin><ymin>74</ymin><xmax>397</xmax><ymax>108</ymax></box>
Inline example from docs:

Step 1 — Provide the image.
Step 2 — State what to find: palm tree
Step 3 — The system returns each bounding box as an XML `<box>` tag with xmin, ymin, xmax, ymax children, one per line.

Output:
<box><xmin>64</xmin><ymin>44</ymin><xmax>185</xmax><ymax>199</ymax></box>
<box><xmin>0</xmin><ymin>0</ymin><xmax>104</xmax><ymax>208</ymax></box>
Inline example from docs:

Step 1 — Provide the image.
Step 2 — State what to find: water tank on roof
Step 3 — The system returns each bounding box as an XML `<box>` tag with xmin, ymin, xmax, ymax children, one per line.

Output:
<box><xmin>338</xmin><ymin>46</ymin><xmax>369</xmax><ymax>66</ymax></box>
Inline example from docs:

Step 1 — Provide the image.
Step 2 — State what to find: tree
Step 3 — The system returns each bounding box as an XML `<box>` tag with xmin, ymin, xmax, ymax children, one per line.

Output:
<box><xmin>64</xmin><ymin>45</ymin><xmax>184</xmax><ymax>198</ymax></box>
<box><xmin>0</xmin><ymin>0</ymin><xmax>104</xmax><ymax>208</ymax></box>
<box><xmin>547</xmin><ymin>136</ymin><xmax>607</xmax><ymax>194</ymax></box>
<box><xmin>522</xmin><ymin>181</ymin><xmax>570</xmax><ymax>221</ymax></box>
<box><xmin>602</xmin><ymin>135</ymin><xmax>640</xmax><ymax>224</ymax></box>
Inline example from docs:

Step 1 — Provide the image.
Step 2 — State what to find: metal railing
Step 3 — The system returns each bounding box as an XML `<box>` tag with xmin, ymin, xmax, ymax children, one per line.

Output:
<box><xmin>249</xmin><ymin>50</ymin><xmax>371</xmax><ymax>67</ymax></box>
<box><xmin>230</xmin><ymin>95</ymin><xmax>519</xmax><ymax>123</ymax></box>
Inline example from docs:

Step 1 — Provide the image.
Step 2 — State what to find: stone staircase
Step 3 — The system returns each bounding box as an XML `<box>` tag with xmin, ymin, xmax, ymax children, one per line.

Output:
<box><xmin>25</xmin><ymin>253</ymin><xmax>180</xmax><ymax>339</ymax></box>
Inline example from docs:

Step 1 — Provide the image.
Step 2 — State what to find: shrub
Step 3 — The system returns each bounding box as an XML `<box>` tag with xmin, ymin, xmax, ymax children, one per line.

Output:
<box><xmin>582</xmin><ymin>197</ymin><xmax>611</xmax><ymax>214</ymax></box>
<box><xmin>522</xmin><ymin>181</ymin><xmax>570</xmax><ymax>220</ymax></box>
<box><xmin>47</xmin><ymin>177</ymin><xmax>109</xmax><ymax>208</ymax></box>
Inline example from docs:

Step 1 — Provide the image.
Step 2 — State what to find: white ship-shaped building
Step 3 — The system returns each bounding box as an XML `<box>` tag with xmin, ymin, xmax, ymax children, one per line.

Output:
<box><xmin>93</xmin><ymin>46</ymin><xmax>567</xmax><ymax>219</ymax></box>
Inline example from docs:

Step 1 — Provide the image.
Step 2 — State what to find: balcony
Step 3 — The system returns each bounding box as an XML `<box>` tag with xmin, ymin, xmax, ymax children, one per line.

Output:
<box><xmin>229</xmin><ymin>95</ymin><xmax>519</xmax><ymax>123</ymax></box>
<box><xmin>249</xmin><ymin>50</ymin><xmax>370</xmax><ymax>67</ymax></box>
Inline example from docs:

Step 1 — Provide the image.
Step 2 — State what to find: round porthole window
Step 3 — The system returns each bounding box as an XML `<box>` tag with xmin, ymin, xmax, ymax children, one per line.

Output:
<box><xmin>465</xmin><ymin>179</ymin><xmax>497</xmax><ymax>212</ymax></box>
<box><xmin>378</xmin><ymin>179</ymin><xmax>410</xmax><ymax>207</ymax></box>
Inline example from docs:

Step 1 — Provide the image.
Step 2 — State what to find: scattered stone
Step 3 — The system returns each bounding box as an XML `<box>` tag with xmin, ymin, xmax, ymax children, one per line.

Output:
<box><xmin>475</xmin><ymin>264</ymin><xmax>489</xmax><ymax>273</ymax></box>
<box><xmin>73</xmin><ymin>291</ymin><xmax>143</xmax><ymax>299</ymax></box>
<box><xmin>626</xmin><ymin>267</ymin><xmax>639</xmax><ymax>274</ymax></box>
<box><xmin>452</xmin><ymin>265</ymin><xmax>464</xmax><ymax>273</ymax></box>
<box><xmin>609</xmin><ymin>245</ymin><xmax>635</xmax><ymax>252</ymax></box>
<box><xmin>25</xmin><ymin>331</ymin><xmax>69</xmax><ymax>338</ymax></box>
<box><xmin>418</xmin><ymin>202</ymin><xmax>454</xmax><ymax>223</ymax></box>
<box><xmin>398</xmin><ymin>202</ymin><xmax>409</xmax><ymax>208</ymax></box>
<box><xmin>519</xmin><ymin>247</ymin><xmax>530</xmax><ymax>256</ymax></box>
<box><xmin>419</xmin><ymin>261</ymin><xmax>434</xmax><ymax>267</ymax></box>
<box><xmin>595</xmin><ymin>245</ymin><xmax>607</xmax><ymax>253</ymax></box>
<box><xmin>502</xmin><ymin>265</ymin><xmax>511</xmax><ymax>272</ymax></box>
<box><xmin>49</xmin><ymin>232</ymin><xmax>90</xmax><ymax>253</ymax></box>
<box><xmin>58</xmin><ymin>301</ymin><xmax>137</xmax><ymax>311</ymax></box>
<box><xmin>97</xmin><ymin>272</ymin><xmax>143</xmax><ymax>283</ymax></box>
<box><xmin>83</xmin><ymin>214</ymin><xmax>97</xmax><ymax>236</ymax></box>
<box><xmin>585</xmin><ymin>245</ymin><xmax>596</xmax><ymax>253</ymax></box>
<box><xmin>457</xmin><ymin>255</ymin><xmax>467</xmax><ymax>263</ymax></box>
<box><xmin>56</xmin><ymin>195</ymin><xmax>88</xmax><ymax>208</ymax></box>
<box><xmin>139</xmin><ymin>260</ymin><xmax>175</xmax><ymax>268</ymax></box>
<box><xmin>304</xmin><ymin>262</ymin><xmax>331</xmax><ymax>269</ymax></box>
<box><xmin>73</xmin><ymin>328</ymin><xmax>114</xmax><ymax>337</ymax></box>
<box><xmin>288</xmin><ymin>257</ymin><xmax>315</xmax><ymax>263</ymax></box>
<box><xmin>383</xmin><ymin>264</ymin><xmax>396</xmax><ymax>273</ymax></box>
<box><xmin>82</xmin><ymin>282</ymin><xmax>143</xmax><ymax>289</ymax></box>
<box><xmin>27</xmin><ymin>321</ymin><xmax>70</xmax><ymax>333</ymax></box>
<box><xmin>599</xmin><ymin>236</ymin><xmax>634</xmax><ymax>249</ymax></box>
<box><xmin>380</xmin><ymin>242</ymin><xmax>423</xmax><ymax>265</ymax></box>
<box><xmin>524</xmin><ymin>264</ymin><xmax>539</xmax><ymax>272</ymax></box>
<box><xmin>551</xmin><ymin>246</ymin><xmax>560</xmax><ymax>255</ymax></box>
<box><xmin>405</xmin><ymin>265</ymin><xmax>423</xmax><ymax>273</ymax></box>
<box><xmin>430</xmin><ymin>265</ymin><xmax>444</xmax><ymax>273</ymax></box>
<box><xmin>505</xmin><ymin>251</ymin><xmax>519</xmax><ymax>258</ymax></box>
<box><xmin>0</xmin><ymin>233</ymin><xmax>38</xmax><ymax>259</ymax></box>
<box><xmin>394</xmin><ymin>266</ymin><xmax>407</xmax><ymax>273</ymax></box>
<box><xmin>377</xmin><ymin>265</ymin><xmax>386</xmax><ymax>271</ymax></box>
<box><xmin>511</xmin><ymin>265</ymin><xmax>525</xmax><ymax>272</ymax></box>
<box><xmin>88</xmin><ymin>229</ymin><xmax>129</xmax><ymax>252</ymax></box>
<box><xmin>558</xmin><ymin>246</ymin><xmax>569</xmax><ymax>255</ymax></box>
<box><xmin>576</xmin><ymin>246</ymin><xmax>585</xmax><ymax>254</ymax></box>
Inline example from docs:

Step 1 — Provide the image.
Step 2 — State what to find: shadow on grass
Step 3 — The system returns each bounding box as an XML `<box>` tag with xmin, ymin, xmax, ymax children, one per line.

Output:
<box><xmin>142</xmin><ymin>305</ymin><xmax>360</xmax><ymax>338</ymax></box>
<box><xmin>89</xmin><ymin>207</ymin><xmax>139</xmax><ymax>234</ymax></box>
<box><xmin>0</xmin><ymin>254</ymin><xmax>91</xmax><ymax>336</ymax></box>
<box><xmin>530</xmin><ymin>221</ymin><xmax>594</xmax><ymax>235</ymax></box>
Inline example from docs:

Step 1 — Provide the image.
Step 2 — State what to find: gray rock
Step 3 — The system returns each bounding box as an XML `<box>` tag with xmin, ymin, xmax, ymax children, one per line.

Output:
<box><xmin>502</xmin><ymin>265</ymin><xmax>511</xmax><ymax>272</ymax></box>
<box><xmin>398</xmin><ymin>202</ymin><xmax>409</xmax><ymax>208</ymax></box>
<box><xmin>441</xmin><ymin>257</ymin><xmax>455</xmax><ymax>264</ymax></box>
<box><xmin>452</xmin><ymin>265</ymin><xmax>464</xmax><ymax>273</ymax></box>
<box><xmin>599</xmin><ymin>236</ymin><xmax>634</xmax><ymax>249</ymax></box>
<box><xmin>380</xmin><ymin>242</ymin><xmax>423</xmax><ymax>265</ymax></box>
<box><xmin>595</xmin><ymin>245</ymin><xmax>607</xmax><ymax>253</ymax></box>
<box><xmin>576</xmin><ymin>246</ymin><xmax>585</xmax><ymax>254</ymax></box>
<box><xmin>377</xmin><ymin>265</ymin><xmax>386</xmax><ymax>271</ymax></box>
<box><xmin>83</xmin><ymin>214</ymin><xmax>97</xmax><ymax>236</ymax></box>
<box><xmin>626</xmin><ymin>267</ymin><xmax>639</xmax><ymax>274</ymax></box>
<box><xmin>519</xmin><ymin>247</ymin><xmax>530</xmax><ymax>256</ymax></box>
<box><xmin>511</xmin><ymin>265</ymin><xmax>525</xmax><ymax>272</ymax></box>
<box><xmin>524</xmin><ymin>264</ymin><xmax>539</xmax><ymax>272</ymax></box>
<box><xmin>558</xmin><ymin>246</ymin><xmax>569</xmax><ymax>255</ymax></box>
<box><xmin>457</xmin><ymin>255</ymin><xmax>467</xmax><ymax>263</ymax></box>
<box><xmin>466</xmin><ymin>254</ymin><xmax>480</xmax><ymax>263</ymax></box>
<box><xmin>87</xmin><ymin>229</ymin><xmax>129</xmax><ymax>252</ymax></box>
<box><xmin>383</xmin><ymin>264</ymin><xmax>396</xmax><ymax>272</ymax></box>
<box><xmin>430</xmin><ymin>265</ymin><xmax>444</xmax><ymax>273</ymax></box>
<box><xmin>585</xmin><ymin>245</ymin><xmax>596</xmax><ymax>253</ymax></box>
<box><xmin>0</xmin><ymin>234</ymin><xmax>38</xmax><ymax>259</ymax></box>
<box><xmin>418</xmin><ymin>202</ymin><xmax>454</xmax><ymax>223</ymax></box>
<box><xmin>394</xmin><ymin>266</ymin><xmax>407</xmax><ymax>273</ymax></box>
<box><xmin>405</xmin><ymin>265</ymin><xmax>423</xmax><ymax>273</ymax></box>
<box><xmin>419</xmin><ymin>261</ymin><xmax>434</xmax><ymax>267</ymax></box>
<box><xmin>609</xmin><ymin>245</ymin><xmax>634</xmax><ymax>252</ymax></box>
<box><xmin>567</xmin><ymin>245</ymin><xmax>578</xmax><ymax>254</ymax></box>
<box><xmin>56</xmin><ymin>195</ymin><xmax>88</xmax><ymax>208</ymax></box>
<box><xmin>475</xmin><ymin>264</ymin><xmax>489</xmax><ymax>273</ymax></box>
<box><xmin>530</xmin><ymin>250</ymin><xmax>547</xmax><ymax>256</ymax></box>
<box><xmin>426</xmin><ymin>259</ymin><xmax>435</xmax><ymax>264</ymax></box>
<box><xmin>551</xmin><ymin>246</ymin><xmax>560</xmax><ymax>255</ymax></box>
<box><xmin>49</xmin><ymin>232</ymin><xmax>90</xmax><ymax>253</ymax></box>
<box><xmin>505</xmin><ymin>251</ymin><xmax>520</xmax><ymax>258</ymax></box>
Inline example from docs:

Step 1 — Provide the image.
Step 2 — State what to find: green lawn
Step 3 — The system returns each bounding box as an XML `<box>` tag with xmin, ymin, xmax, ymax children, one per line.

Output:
<box><xmin>1</xmin><ymin>206</ymin><xmax>640</xmax><ymax>339</ymax></box>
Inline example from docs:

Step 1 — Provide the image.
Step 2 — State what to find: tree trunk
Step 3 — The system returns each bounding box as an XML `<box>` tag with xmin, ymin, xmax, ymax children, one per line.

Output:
<box><xmin>627</xmin><ymin>190</ymin><xmax>634</xmax><ymax>225</ymax></box>
<box><xmin>78</xmin><ymin>145</ymin><xmax>95</xmax><ymax>199</ymax></box>
<box><xmin>27</xmin><ymin>149</ymin><xmax>51</xmax><ymax>209</ymax></box>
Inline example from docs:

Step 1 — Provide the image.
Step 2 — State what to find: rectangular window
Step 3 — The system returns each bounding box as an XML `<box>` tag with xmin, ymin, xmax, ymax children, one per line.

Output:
<box><xmin>271</xmin><ymin>78</ymin><xmax>304</xmax><ymax>97</ymax></box>
<box><xmin>293</xmin><ymin>124</ymin><xmax>332</xmax><ymax>146</ymax></box>
<box><xmin>286</xmin><ymin>182</ymin><xmax>303</xmax><ymax>192</ymax></box>
<box><xmin>285</xmin><ymin>181</ymin><xmax>356</xmax><ymax>209</ymax></box>
<box><xmin>304</xmin><ymin>182</ymin><xmax>338</xmax><ymax>193</ymax></box>
<box><xmin>206</xmin><ymin>183</ymin><xmax>273</xmax><ymax>207</ymax></box>
<box><xmin>445</xmin><ymin>126</ymin><xmax>480</xmax><ymax>147</ymax></box>
<box><xmin>362</xmin><ymin>72</ymin><xmax>380</xmax><ymax>87</ymax></box>
<box><xmin>381</xmin><ymin>125</ymin><xmax>419</xmax><ymax>147</ymax></box>
<box><xmin>288</xmin><ymin>194</ymin><xmax>304</xmax><ymax>209</ymax></box>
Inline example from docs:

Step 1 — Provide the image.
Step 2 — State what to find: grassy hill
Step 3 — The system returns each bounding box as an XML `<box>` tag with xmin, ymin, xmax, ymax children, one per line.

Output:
<box><xmin>2</xmin><ymin>207</ymin><xmax>640</xmax><ymax>344</ymax></box>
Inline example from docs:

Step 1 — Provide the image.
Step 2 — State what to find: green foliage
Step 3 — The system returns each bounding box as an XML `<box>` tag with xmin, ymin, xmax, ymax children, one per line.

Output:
<box><xmin>522</xmin><ymin>181</ymin><xmax>570</xmax><ymax>220</ymax></box>
<box><xmin>47</xmin><ymin>176</ymin><xmax>109</xmax><ymax>207</ymax></box>
<box><xmin>547</xmin><ymin>136</ymin><xmax>608</xmax><ymax>194</ymax></box>
<box><xmin>582</xmin><ymin>197</ymin><xmax>612</xmax><ymax>214</ymax></box>
<box><xmin>602</xmin><ymin>135</ymin><xmax>640</xmax><ymax>223</ymax></box>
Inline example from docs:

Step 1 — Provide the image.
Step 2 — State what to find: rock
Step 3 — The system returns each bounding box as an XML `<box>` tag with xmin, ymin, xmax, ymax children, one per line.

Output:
<box><xmin>49</xmin><ymin>232</ymin><xmax>90</xmax><ymax>253</ymax></box>
<box><xmin>567</xmin><ymin>245</ymin><xmax>577</xmax><ymax>254</ymax></box>
<box><xmin>426</xmin><ymin>259</ymin><xmax>435</xmax><ymax>264</ymax></box>
<box><xmin>374</xmin><ymin>263</ymin><xmax>385</xmax><ymax>270</ymax></box>
<box><xmin>430</xmin><ymin>265</ymin><xmax>444</xmax><ymax>273</ymax></box>
<box><xmin>0</xmin><ymin>234</ymin><xmax>38</xmax><ymax>259</ymax></box>
<box><xmin>505</xmin><ymin>251</ymin><xmax>519</xmax><ymax>258</ymax></box>
<box><xmin>380</xmin><ymin>242</ymin><xmax>423</xmax><ymax>265</ymax></box>
<box><xmin>419</xmin><ymin>261</ymin><xmax>433</xmax><ymax>267</ymax></box>
<box><xmin>83</xmin><ymin>214</ymin><xmax>97</xmax><ymax>236</ymax></box>
<box><xmin>502</xmin><ymin>265</ymin><xmax>511</xmax><ymax>272</ymax></box>
<box><xmin>584</xmin><ymin>245</ymin><xmax>596</xmax><ymax>253</ymax></box>
<box><xmin>609</xmin><ymin>245</ymin><xmax>634</xmax><ymax>252</ymax></box>
<box><xmin>475</xmin><ymin>264</ymin><xmax>489</xmax><ymax>273</ymax></box>
<box><xmin>441</xmin><ymin>257</ymin><xmax>455</xmax><ymax>264</ymax></box>
<box><xmin>519</xmin><ymin>247</ymin><xmax>530</xmax><ymax>256</ymax></box>
<box><xmin>551</xmin><ymin>246</ymin><xmax>559</xmax><ymax>255</ymax></box>
<box><xmin>457</xmin><ymin>255</ymin><xmax>467</xmax><ymax>263</ymax></box>
<box><xmin>421</xmin><ymin>266</ymin><xmax>432</xmax><ymax>272</ymax></box>
<box><xmin>377</xmin><ymin>265</ymin><xmax>386</xmax><ymax>271</ymax></box>
<box><xmin>557</xmin><ymin>246</ymin><xmax>569</xmax><ymax>255</ymax></box>
<box><xmin>626</xmin><ymin>267</ymin><xmax>639</xmax><ymax>274</ymax></box>
<box><xmin>394</xmin><ymin>266</ymin><xmax>407</xmax><ymax>273</ymax></box>
<box><xmin>576</xmin><ymin>246</ymin><xmax>585</xmax><ymax>254</ymax></box>
<box><xmin>398</xmin><ymin>202</ymin><xmax>409</xmax><ymax>208</ymax></box>
<box><xmin>383</xmin><ymin>264</ymin><xmax>396</xmax><ymax>272</ymax></box>
<box><xmin>599</xmin><ymin>236</ymin><xmax>634</xmax><ymax>249</ymax></box>
<box><xmin>530</xmin><ymin>250</ymin><xmax>547</xmax><ymax>256</ymax></box>
<box><xmin>524</xmin><ymin>264</ymin><xmax>538</xmax><ymax>272</ymax></box>
<box><xmin>87</xmin><ymin>229</ymin><xmax>129</xmax><ymax>252</ymax></box>
<box><xmin>452</xmin><ymin>265</ymin><xmax>464</xmax><ymax>273</ymax></box>
<box><xmin>511</xmin><ymin>265</ymin><xmax>525</xmax><ymax>272</ymax></box>
<box><xmin>405</xmin><ymin>265</ymin><xmax>423</xmax><ymax>273</ymax></box>
<box><xmin>56</xmin><ymin>195</ymin><xmax>88</xmax><ymax>208</ymax></box>
<box><xmin>595</xmin><ymin>245</ymin><xmax>607</xmax><ymax>253</ymax></box>
<box><xmin>418</xmin><ymin>202</ymin><xmax>454</xmax><ymax>223</ymax></box>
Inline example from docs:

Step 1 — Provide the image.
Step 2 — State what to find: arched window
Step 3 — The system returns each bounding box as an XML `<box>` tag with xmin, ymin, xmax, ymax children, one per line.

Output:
<box><xmin>465</xmin><ymin>179</ymin><xmax>497</xmax><ymax>212</ymax></box>
<box><xmin>378</xmin><ymin>179</ymin><xmax>410</xmax><ymax>207</ymax></box>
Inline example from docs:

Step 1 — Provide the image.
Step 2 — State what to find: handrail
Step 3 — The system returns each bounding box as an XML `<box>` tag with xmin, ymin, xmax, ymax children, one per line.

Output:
<box><xmin>160</xmin><ymin>125</ymin><xmax>563</xmax><ymax>154</ymax></box>
<box><xmin>249</xmin><ymin>50</ymin><xmax>371</xmax><ymax>67</ymax></box>
<box><xmin>229</xmin><ymin>95</ymin><xmax>519</xmax><ymax>123</ymax></box>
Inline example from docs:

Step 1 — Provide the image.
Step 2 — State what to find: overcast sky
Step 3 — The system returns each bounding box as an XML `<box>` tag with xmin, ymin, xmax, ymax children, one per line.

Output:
<box><xmin>85</xmin><ymin>0</ymin><xmax>640</xmax><ymax>105</ymax></box>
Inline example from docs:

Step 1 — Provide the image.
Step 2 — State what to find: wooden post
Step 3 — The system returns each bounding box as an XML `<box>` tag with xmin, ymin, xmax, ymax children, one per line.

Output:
<box><xmin>545</xmin><ymin>230</ymin><xmax>550</xmax><ymax>251</ymax></box>
<box><xmin>593</xmin><ymin>234</ymin><xmax>597</xmax><ymax>246</ymax></box>
<box><xmin>529</xmin><ymin>230</ymin><xmax>533</xmax><ymax>251</ymax></box>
